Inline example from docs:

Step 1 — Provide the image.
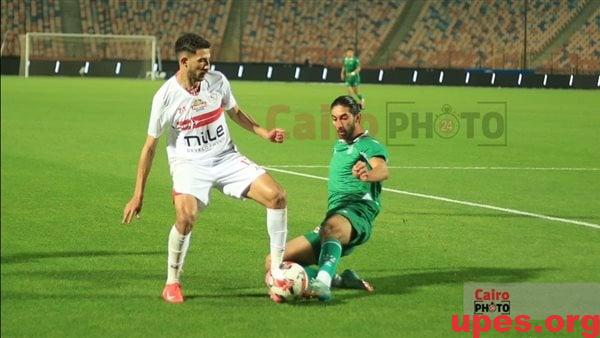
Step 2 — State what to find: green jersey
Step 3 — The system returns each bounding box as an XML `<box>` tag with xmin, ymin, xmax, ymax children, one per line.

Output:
<box><xmin>343</xmin><ymin>56</ymin><xmax>360</xmax><ymax>75</ymax></box>
<box><xmin>327</xmin><ymin>131</ymin><xmax>389</xmax><ymax>214</ymax></box>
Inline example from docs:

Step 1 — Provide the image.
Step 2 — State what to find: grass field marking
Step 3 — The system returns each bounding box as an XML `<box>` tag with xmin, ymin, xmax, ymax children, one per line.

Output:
<box><xmin>264</xmin><ymin>167</ymin><xmax>600</xmax><ymax>230</ymax></box>
<box><xmin>266</xmin><ymin>165</ymin><xmax>600</xmax><ymax>171</ymax></box>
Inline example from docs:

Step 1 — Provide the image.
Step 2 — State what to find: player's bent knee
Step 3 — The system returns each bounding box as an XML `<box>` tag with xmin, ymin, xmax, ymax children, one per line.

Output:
<box><xmin>266</xmin><ymin>188</ymin><xmax>287</xmax><ymax>209</ymax></box>
<box><xmin>319</xmin><ymin>221</ymin><xmax>348</xmax><ymax>242</ymax></box>
<box><xmin>319</xmin><ymin>223</ymin><xmax>338</xmax><ymax>240</ymax></box>
<box><xmin>176</xmin><ymin>210</ymin><xmax>196</xmax><ymax>227</ymax></box>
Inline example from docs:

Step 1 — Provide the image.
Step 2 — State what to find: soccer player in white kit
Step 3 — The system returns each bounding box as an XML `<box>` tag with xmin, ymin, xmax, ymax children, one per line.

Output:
<box><xmin>122</xmin><ymin>33</ymin><xmax>290</xmax><ymax>303</ymax></box>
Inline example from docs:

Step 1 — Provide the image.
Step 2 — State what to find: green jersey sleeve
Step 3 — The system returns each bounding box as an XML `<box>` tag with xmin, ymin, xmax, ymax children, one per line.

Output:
<box><xmin>359</xmin><ymin>137</ymin><xmax>389</xmax><ymax>163</ymax></box>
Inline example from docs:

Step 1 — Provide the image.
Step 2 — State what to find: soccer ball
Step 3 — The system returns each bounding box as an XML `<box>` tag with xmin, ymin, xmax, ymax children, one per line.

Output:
<box><xmin>265</xmin><ymin>261</ymin><xmax>308</xmax><ymax>302</ymax></box>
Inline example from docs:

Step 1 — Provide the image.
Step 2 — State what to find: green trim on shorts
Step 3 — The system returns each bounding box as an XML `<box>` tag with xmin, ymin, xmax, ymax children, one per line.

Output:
<box><xmin>345</xmin><ymin>74</ymin><xmax>361</xmax><ymax>87</ymax></box>
<box><xmin>303</xmin><ymin>202</ymin><xmax>376</xmax><ymax>258</ymax></box>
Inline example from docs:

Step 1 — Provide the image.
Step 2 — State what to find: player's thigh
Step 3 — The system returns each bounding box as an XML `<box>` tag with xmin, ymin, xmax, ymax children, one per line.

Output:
<box><xmin>245</xmin><ymin>173</ymin><xmax>286</xmax><ymax>208</ymax></box>
<box><xmin>171</xmin><ymin>160</ymin><xmax>212</xmax><ymax>207</ymax></box>
<box><xmin>321</xmin><ymin>214</ymin><xmax>354</xmax><ymax>245</ymax></box>
<box><xmin>212</xmin><ymin>152</ymin><xmax>284</xmax><ymax>207</ymax></box>
<box><xmin>284</xmin><ymin>236</ymin><xmax>317</xmax><ymax>266</ymax></box>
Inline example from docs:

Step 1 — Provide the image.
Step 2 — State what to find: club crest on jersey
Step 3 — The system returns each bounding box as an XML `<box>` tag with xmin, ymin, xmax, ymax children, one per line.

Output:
<box><xmin>192</xmin><ymin>98</ymin><xmax>207</xmax><ymax>111</ymax></box>
<box><xmin>208</xmin><ymin>92</ymin><xmax>219</xmax><ymax>102</ymax></box>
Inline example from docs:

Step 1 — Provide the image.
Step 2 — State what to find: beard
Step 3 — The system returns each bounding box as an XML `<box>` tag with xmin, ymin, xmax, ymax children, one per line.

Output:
<box><xmin>189</xmin><ymin>70</ymin><xmax>206</xmax><ymax>84</ymax></box>
<box><xmin>337</xmin><ymin>123</ymin><xmax>355</xmax><ymax>142</ymax></box>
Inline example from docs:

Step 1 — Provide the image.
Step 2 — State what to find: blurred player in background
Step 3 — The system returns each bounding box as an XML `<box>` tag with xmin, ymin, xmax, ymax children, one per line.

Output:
<box><xmin>341</xmin><ymin>48</ymin><xmax>365</xmax><ymax>109</ymax></box>
<box><xmin>122</xmin><ymin>33</ymin><xmax>291</xmax><ymax>303</ymax></box>
<box><xmin>265</xmin><ymin>95</ymin><xmax>389</xmax><ymax>302</ymax></box>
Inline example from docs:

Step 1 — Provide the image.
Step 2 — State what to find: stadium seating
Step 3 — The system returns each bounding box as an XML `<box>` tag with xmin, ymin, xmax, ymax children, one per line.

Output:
<box><xmin>539</xmin><ymin>7</ymin><xmax>599</xmax><ymax>74</ymax></box>
<box><xmin>1</xmin><ymin>0</ymin><xmax>597</xmax><ymax>74</ymax></box>
<box><xmin>528</xmin><ymin>0</ymin><xmax>589</xmax><ymax>53</ymax></box>
<box><xmin>390</xmin><ymin>0</ymin><xmax>590</xmax><ymax>70</ymax></box>
<box><xmin>1</xmin><ymin>0</ymin><xmax>231</xmax><ymax>61</ymax></box>
<box><xmin>241</xmin><ymin>0</ymin><xmax>404</xmax><ymax>66</ymax></box>
<box><xmin>78</xmin><ymin>0</ymin><xmax>232</xmax><ymax>61</ymax></box>
<box><xmin>1</xmin><ymin>0</ymin><xmax>63</xmax><ymax>58</ymax></box>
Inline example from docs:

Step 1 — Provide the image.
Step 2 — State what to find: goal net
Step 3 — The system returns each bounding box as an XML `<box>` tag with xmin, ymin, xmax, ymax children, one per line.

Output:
<box><xmin>19</xmin><ymin>33</ymin><xmax>157</xmax><ymax>79</ymax></box>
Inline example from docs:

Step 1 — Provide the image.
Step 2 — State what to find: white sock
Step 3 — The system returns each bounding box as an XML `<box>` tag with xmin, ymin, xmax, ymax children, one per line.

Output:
<box><xmin>178</xmin><ymin>231</ymin><xmax>192</xmax><ymax>274</ymax></box>
<box><xmin>267</xmin><ymin>208</ymin><xmax>287</xmax><ymax>280</ymax></box>
<box><xmin>317</xmin><ymin>270</ymin><xmax>333</xmax><ymax>287</ymax></box>
<box><xmin>166</xmin><ymin>225</ymin><xmax>189</xmax><ymax>284</ymax></box>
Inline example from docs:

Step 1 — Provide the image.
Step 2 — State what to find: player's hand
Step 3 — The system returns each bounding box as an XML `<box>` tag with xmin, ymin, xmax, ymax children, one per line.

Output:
<box><xmin>266</xmin><ymin>128</ymin><xmax>285</xmax><ymax>143</ymax></box>
<box><xmin>352</xmin><ymin>161</ymin><xmax>369</xmax><ymax>181</ymax></box>
<box><xmin>122</xmin><ymin>196</ymin><xmax>143</xmax><ymax>224</ymax></box>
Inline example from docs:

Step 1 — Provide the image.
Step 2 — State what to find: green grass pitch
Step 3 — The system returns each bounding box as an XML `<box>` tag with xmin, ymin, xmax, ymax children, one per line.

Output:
<box><xmin>1</xmin><ymin>76</ymin><xmax>599</xmax><ymax>337</ymax></box>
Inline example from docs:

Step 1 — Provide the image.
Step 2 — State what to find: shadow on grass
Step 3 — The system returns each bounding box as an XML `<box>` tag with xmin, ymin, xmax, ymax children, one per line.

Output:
<box><xmin>1</xmin><ymin>263</ymin><xmax>550</xmax><ymax>305</ymax></box>
<box><xmin>1</xmin><ymin>291</ymin><xmax>152</xmax><ymax>301</ymax></box>
<box><xmin>185</xmin><ymin>292</ymin><xmax>266</xmax><ymax>300</ymax></box>
<box><xmin>287</xmin><ymin>266</ymin><xmax>551</xmax><ymax>306</ymax></box>
<box><xmin>1</xmin><ymin>250</ymin><xmax>164</xmax><ymax>264</ymax></box>
<box><xmin>335</xmin><ymin>266</ymin><xmax>551</xmax><ymax>301</ymax></box>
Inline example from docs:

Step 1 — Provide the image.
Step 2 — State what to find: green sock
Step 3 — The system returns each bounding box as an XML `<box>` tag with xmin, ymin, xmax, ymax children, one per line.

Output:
<box><xmin>316</xmin><ymin>239</ymin><xmax>342</xmax><ymax>285</ymax></box>
<box><xmin>304</xmin><ymin>265</ymin><xmax>319</xmax><ymax>280</ymax></box>
<box><xmin>357</xmin><ymin>94</ymin><xmax>364</xmax><ymax>101</ymax></box>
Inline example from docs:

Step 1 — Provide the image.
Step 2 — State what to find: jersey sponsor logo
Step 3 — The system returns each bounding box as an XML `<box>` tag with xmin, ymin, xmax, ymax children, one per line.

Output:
<box><xmin>177</xmin><ymin>107</ymin><xmax>224</xmax><ymax>131</ymax></box>
<box><xmin>183</xmin><ymin>125</ymin><xmax>225</xmax><ymax>146</ymax></box>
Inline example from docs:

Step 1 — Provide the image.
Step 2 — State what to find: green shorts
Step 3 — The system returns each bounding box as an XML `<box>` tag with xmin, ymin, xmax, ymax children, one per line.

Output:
<box><xmin>345</xmin><ymin>74</ymin><xmax>360</xmax><ymax>87</ymax></box>
<box><xmin>303</xmin><ymin>202</ymin><xmax>377</xmax><ymax>259</ymax></box>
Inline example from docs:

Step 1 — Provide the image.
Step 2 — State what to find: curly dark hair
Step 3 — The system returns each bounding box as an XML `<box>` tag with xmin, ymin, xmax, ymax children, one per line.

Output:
<box><xmin>330</xmin><ymin>95</ymin><xmax>361</xmax><ymax>116</ymax></box>
<box><xmin>175</xmin><ymin>33</ymin><xmax>211</xmax><ymax>56</ymax></box>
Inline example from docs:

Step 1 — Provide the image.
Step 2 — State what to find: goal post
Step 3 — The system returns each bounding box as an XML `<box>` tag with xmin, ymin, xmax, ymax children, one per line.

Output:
<box><xmin>20</xmin><ymin>32</ymin><xmax>158</xmax><ymax>79</ymax></box>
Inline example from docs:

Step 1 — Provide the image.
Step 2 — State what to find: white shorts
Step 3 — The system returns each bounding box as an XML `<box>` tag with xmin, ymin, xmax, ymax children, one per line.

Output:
<box><xmin>170</xmin><ymin>151</ymin><xmax>266</xmax><ymax>209</ymax></box>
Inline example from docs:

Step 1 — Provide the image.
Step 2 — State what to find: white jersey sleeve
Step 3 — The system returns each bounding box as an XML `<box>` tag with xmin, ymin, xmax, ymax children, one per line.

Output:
<box><xmin>147</xmin><ymin>88</ymin><xmax>169</xmax><ymax>138</ymax></box>
<box><xmin>219</xmin><ymin>74</ymin><xmax>237</xmax><ymax>111</ymax></box>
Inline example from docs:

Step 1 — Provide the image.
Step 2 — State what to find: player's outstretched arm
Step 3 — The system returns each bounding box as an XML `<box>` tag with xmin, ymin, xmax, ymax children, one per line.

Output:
<box><xmin>122</xmin><ymin>135</ymin><xmax>159</xmax><ymax>224</ymax></box>
<box><xmin>226</xmin><ymin>105</ymin><xmax>285</xmax><ymax>143</ymax></box>
<box><xmin>352</xmin><ymin>157</ymin><xmax>389</xmax><ymax>182</ymax></box>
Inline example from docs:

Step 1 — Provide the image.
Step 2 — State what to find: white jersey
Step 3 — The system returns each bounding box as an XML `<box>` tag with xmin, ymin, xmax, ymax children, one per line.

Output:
<box><xmin>147</xmin><ymin>71</ymin><xmax>237</xmax><ymax>164</ymax></box>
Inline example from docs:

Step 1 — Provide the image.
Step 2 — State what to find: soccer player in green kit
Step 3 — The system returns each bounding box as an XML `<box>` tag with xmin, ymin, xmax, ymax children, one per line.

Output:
<box><xmin>341</xmin><ymin>48</ymin><xmax>365</xmax><ymax>109</ymax></box>
<box><xmin>265</xmin><ymin>95</ymin><xmax>389</xmax><ymax>302</ymax></box>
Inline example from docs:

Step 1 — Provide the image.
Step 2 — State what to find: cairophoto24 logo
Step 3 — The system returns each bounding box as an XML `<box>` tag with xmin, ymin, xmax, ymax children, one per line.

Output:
<box><xmin>473</xmin><ymin>288</ymin><xmax>511</xmax><ymax>315</ymax></box>
<box><xmin>386</xmin><ymin>102</ymin><xmax>507</xmax><ymax>146</ymax></box>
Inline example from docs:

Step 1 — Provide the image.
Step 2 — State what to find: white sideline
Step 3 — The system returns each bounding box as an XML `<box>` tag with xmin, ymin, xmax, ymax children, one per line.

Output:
<box><xmin>266</xmin><ymin>165</ymin><xmax>600</xmax><ymax>171</ymax></box>
<box><xmin>264</xmin><ymin>167</ymin><xmax>600</xmax><ymax>230</ymax></box>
